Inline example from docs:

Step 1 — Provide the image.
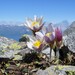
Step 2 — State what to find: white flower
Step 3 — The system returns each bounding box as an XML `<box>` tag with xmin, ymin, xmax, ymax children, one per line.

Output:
<box><xmin>36</xmin><ymin>23</ymin><xmax>55</xmax><ymax>45</ymax></box>
<box><xmin>24</xmin><ymin>16</ymin><xmax>45</xmax><ymax>32</ymax></box>
<box><xmin>27</xmin><ymin>34</ymin><xmax>45</xmax><ymax>52</ymax></box>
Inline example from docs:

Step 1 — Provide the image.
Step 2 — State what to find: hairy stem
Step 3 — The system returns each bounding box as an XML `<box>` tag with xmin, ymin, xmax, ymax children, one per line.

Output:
<box><xmin>32</xmin><ymin>30</ymin><xmax>36</xmax><ymax>36</ymax></box>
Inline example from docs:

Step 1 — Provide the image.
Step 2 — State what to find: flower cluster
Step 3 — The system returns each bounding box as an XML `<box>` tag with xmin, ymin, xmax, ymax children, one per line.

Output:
<box><xmin>24</xmin><ymin>16</ymin><xmax>63</xmax><ymax>61</ymax></box>
<box><xmin>24</xmin><ymin>16</ymin><xmax>45</xmax><ymax>36</ymax></box>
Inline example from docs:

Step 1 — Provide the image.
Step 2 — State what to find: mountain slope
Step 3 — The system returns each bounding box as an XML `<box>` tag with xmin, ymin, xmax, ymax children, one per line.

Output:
<box><xmin>54</xmin><ymin>20</ymin><xmax>69</xmax><ymax>32</ymax></box>
<box><xmin>63</xmin><ymin>21</ymin><xmax>75</xmax><ymax>52</ymax></box>
<box><xmin>0</xmin><ymin>20</ymin><xmax>70</xmax><ymax>41</ymax></box>
<box><xmin>0</xmin><ymin>25</ymin><xmax>31</xmax><ymax>41</ymax></box>
<box><xmin>64</xmin><ymin>21</ymin><xmax>75</xmax><ymax>35</ymax></box>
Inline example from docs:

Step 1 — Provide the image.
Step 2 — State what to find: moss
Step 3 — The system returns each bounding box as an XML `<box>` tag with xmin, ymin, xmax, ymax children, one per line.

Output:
<box><xmin>54</xmin><ymin>66</ymin><xmax>75</xmax><ymax>75</ymax></box>
<box><xmin>13</xmin><ymin>55</ymin><xmax>22</xmax><ymax>60</ymax></box>
<box><xmin>54</xmin><ymin>65</ymin><xmax>69</xmax><ymax>70</ymax></box>
<box><xmin>9</xmin><ymin>43</ymin><xmax>22</xmax><ymax>50</ymax></box>
<box><xmin>66</xmin><ymin>71</ymin><xmax>75</xmax><ymax>75</ymax></box>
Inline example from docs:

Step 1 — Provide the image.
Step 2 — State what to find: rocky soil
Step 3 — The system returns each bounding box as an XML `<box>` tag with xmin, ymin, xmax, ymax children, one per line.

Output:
<box><xmin>0</xmin><ymin>35</ymin><xmax>75</xmax><ymax>75</ymax></box>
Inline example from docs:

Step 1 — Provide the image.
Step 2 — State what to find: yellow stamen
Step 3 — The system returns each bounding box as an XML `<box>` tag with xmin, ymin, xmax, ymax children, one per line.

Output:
<box><xmin>32</xmin><ymin>21</ymin><xmax>39</xmax><ymax>26</ymax></box>
<box><xmin>46</xmin><ymin>32</ymin><xmax>51</xmax><ymax>37</ymax></box>
<box><xmin>33</xmin><ymin>40</ymin><xmax>41</xmax><ymax>48</ymax></box>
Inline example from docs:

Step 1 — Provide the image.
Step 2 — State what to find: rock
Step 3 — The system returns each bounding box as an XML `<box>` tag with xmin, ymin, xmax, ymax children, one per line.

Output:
<box><xmin>0</xmin><ymin>48</ymin><xmax>24</xmax><ymax>61</ymax></box>
<box><xmin>0</xmin><ymin>50</ymin><xmax>17</xmax><ymax>60</ymax></box>
<box><xmin>0</xmin><ymin>36</ymin><xmax>16</xmax><ymax>50</ymax></box>
<box><xmin>63</xmin><ymin>32</ymin><xmax>75</xmax><ymax>53</ymax></box>
<box><xmin>18</xmin><ymin>42</ymin><xmax>27</xmax><ymax>49</ymax></box>
<box><xmin>63</xmin><ymin>21</ymin><xmax>75</xmax><ymax>53</ymax></box>
<box><xmin>4</xmin><ymin>50</ymin><xmax>14</xmax><ymax>59</ymax></box>
<box><xmin>42</xmin><ymin>47</ymin><xmax>55</xmax><ymax>59</ymax></box>
<box><xmin>36</xmin><ymin>65</ymin><xmax>75</xmax><ymax>75</ymax></box>
<box><xmin>36</xmin><ymin>69</ymin><xmax>56</xmax><ymax>75</ymax></box>
<box><xmin>62</xmin><ymin>66</ymin><xmax>75</xmax><ymax>71</ymax></box>
<box><xmin>56</xmin><ymin>70</ymin><xmax>67</xmax><ymax>75</ymax></box>
<box><xmin>0</xmin><ymin>36</ymin><xmax>19</xmax><ymax>60</ymax></box>
<box><xmin>18</xmin><ymin>48</ymin><xmax>32</xmax><ymax>57</ymax></box>
<box><xmin>64</xmin><ymin>21</ymin><xmax>75</xmax><ymax>35</ymax></box>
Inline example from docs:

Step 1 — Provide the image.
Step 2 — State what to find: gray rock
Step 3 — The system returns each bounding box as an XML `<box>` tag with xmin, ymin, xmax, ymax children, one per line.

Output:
<box><xmin>64</xmin><ymin>21</ymin><xmax>75</xmax><ymax>35</ymax></box>
<box><xmin>36</xmin><ymin>66</ymin><xmax>75</xmax><ymax>75</ymax></box>
<box><xmin>63</xmin><ymin>32</ymin><xmax>75</xmax><ymax>53</ymax></box>
<box><xmin>0</xmin><ymin>36</ymin><xmax>22</xmax><ymax>60</ymax></box>
<box><xmin>36</xmin><ymin>68</ymin><xmax>56</xmax><ymax>75</ymax></box>
<box><xmin>0</xmin><ymin>36</ymin><xmax>17</xmax><ymax>51</ymax></box>
<box><xmin>42</xmin><ymin>47</ymin><xmax>55</xmax><ymax>60</ymax></box>
<box><xmin>18</xmin><ymin>48</ymin><xmax>32</xmax><ymax>56</ymax></box>
<box><xmin>63</xmin><ymin>21</ymin><xmax>75</xmax><ymax>53</ymax></box>
<box><xmin>0</xmin><ymin>50</ymin><xmax>14</xmax><ymax>59</ymax></box>
<box><xmin>62</xmin><ymin>66</ymin><xmax>75</xmax><ymax>71</ymax></box>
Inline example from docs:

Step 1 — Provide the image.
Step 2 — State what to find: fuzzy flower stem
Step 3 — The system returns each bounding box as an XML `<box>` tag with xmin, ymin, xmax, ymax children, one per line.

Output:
<box><xmin>56</xmin><ymin>47</ymin><xmax>59</xmax><ymax>59</ymax></box>
<box><xmin>49</xmin><ymin>44</ymin><xmax>53</xmax><ymax>62</ymax></box>
<box><xmin>50</xmin><ymin>48</ymin><xmax>52</xmax><ymax>62</ymax></box>
<box><xmin>32</xmin><ymin>31</ymin><xmax>36</xmax><ymax>36</ymax></box>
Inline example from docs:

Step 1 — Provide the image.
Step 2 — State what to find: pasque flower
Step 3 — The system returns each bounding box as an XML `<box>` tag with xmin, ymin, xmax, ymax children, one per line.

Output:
<box><xmin>37</xmin><ymin>24</ymin><xmax>63</xmax><ymax>60</ymax></box>
<box><xmin>25</xmin><ymin>15</ymin><xmax>63</xmax><ymax>61</ymax></box>
<box><xmin>24</xmin><ymin>16</ymin><xmax>45</xmax><ymax>36</ymax></box>
<box><xmin>36</xmin><ymin>23</ymin><xmax>55</xmax><ymax>44</ymax></box>
<box><xmin>55</xmin><ymin>27</ymin><xmax>62</xmax><ymax>48</ymax></box>
<box><xmin>44</xmin><ymin>24</ymin><xmax>55</xmax><ymax>61</ymax></box>
<box><xmin>55</xmin><ymin>27</ymin><xmax>63</xmax><ymax>59</ymax></box>
<box><xmin>32</xmin><ymin>40</ymin><xmax>45</xmax><ymax>52</ymax></box>
<box><xmin>36</xmin><ymin>23</ymin><xmax>55</xmax><ymax>61</ymax></box>
<box><xmin>27</xmin><ymin>33</ymin><xmax>45</xmax><ymax>52</ymax></box>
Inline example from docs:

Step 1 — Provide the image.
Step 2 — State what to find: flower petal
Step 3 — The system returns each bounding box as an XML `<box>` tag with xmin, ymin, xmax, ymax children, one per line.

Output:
<box><xmin>24</xmin><ymin>16</ymin><xmax>44</xmax><ymax>32</ymax></box>
<box><xmin>46</xmin><ymin>23</ymin><xmax>54</xmax><ymax>33</ymax></box>
<box><xmin>39</xmin><ymin>16</ymin><xmax>43</xmax><ymax>25</ymax></box>
<box><xmin>27</xmin><ymin>41</ymin><xmax>33</xmax><ymax>50</ymax></box>
<box><xmin>25</xmin><ymin>20</ymin><xmax>31</xmax><ymax>28</ymax></box>
<box><xmin>49</xmin><ymin>32</ymin><xmax>55</xmax><ymax>41</ymax></box>
<box><xmin>34</xmin><ymin>15</ymin><xmax>37</xmax><ymax>22</ymax></box>
<box><xmin>24</xmin><ymin>22</ymin><xmax>28</xmax><ymax>27</ymax></box>
<box><xmin>55</xmin><ymin>27</ymin><xmax>62</xmax><ymax>42</ymax></box>
<box><xmin>33</xmin><ymin>43</ymin><xmax>45</xmax><ymax>52</ymax></box>
<box><xmin>35</xmin><ymin>32</ymin><xmax>44</xmax><ymax>40</ymax></box>
<box><xmin>33</xmin><ymin>23</ymin><xmax>44</xmax><ymax>32</ymax></box>
<box><xmin>42</xmin><ymin>26</ymin><xmax>47</xmax><ymax>35</ymax></box>
<box><xmin>44</xmin><ymin>36</ymin><xmax>51</xmax><ymax>43</ymax></box>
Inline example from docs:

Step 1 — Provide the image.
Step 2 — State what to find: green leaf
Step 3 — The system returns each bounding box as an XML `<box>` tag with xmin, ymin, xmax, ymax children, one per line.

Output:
<box><xmin>13</xmin><ymin>55</ymin><xmax>22</xmax><ymax>60</ymax></box>
<box><xmin>16</xmin><ymin>63</ymin><xmax>20</xmax><ymax>67</ymax></box>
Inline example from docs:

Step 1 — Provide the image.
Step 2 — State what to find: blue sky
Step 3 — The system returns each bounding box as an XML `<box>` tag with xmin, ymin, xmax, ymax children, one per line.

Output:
<box><xmin>0</xmin><ymin>0</ymin><xmax>75</xmax><ymax>23</ymax></box>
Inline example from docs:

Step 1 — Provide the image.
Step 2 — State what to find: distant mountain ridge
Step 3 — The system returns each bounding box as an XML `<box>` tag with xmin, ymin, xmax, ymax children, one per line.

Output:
<box><xmin>64</xmin><ymin>21</ymin><xmax>75</xmax><ymax>35</ymax></box>
<box><xmin>0</xmin><ymin>21</ymin><xmax>23</xmax><ymax>26</ymax></box>
<box><xmin>0</xmin><ymin>25</ymin><xmax>32</xmax><ymax>41</ymax></box>
<box><xmin>0</xmin><ymin>20</ymin><xmax>70</xmax><ymax>41</ymax></box>
<box><xmin>54</xmin><ymin>20</ymin><xmax>69</xmax><ymax>32</ymax></box>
